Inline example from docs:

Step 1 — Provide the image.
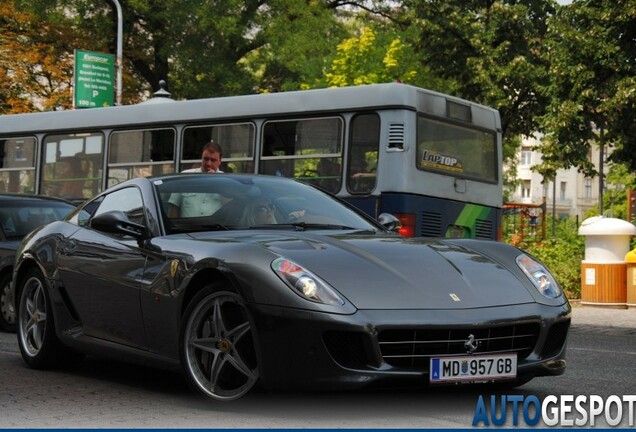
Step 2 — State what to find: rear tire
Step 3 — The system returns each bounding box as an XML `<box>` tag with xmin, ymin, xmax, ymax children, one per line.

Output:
<box><xmin>17</xmin><ymin>268</ymin><xmax>66</xmax><ymax>369</ymax></box>
<box><xmin>180</xmin><ymin>288</ymin><xmax>259</xmax><ymax>401</ymax></box>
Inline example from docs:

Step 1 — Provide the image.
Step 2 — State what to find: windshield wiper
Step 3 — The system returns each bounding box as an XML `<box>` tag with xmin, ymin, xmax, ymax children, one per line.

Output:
<box><xmin>285</xmin><ymin>222</ymin><xmax>358</xmax><ymax>231</ymax></box>
<box><xmin>173</xmin><ymin>223</ymin><xmax>231</xmax><ymax>232</ymax></box>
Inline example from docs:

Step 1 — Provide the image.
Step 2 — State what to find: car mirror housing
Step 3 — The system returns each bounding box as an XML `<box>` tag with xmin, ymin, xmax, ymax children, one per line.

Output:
<box><xmin>377</xmin><ymin>213</ymin><xmax>402</xmax><ymax>232</ymax></box>
<box><xmin>90</xmin><ymin>210</ymin><xmax>148</xmax><ymax>239</ymax></box>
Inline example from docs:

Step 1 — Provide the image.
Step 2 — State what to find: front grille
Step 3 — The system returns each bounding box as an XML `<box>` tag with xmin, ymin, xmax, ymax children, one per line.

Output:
<box><xmin>378</xmin><ymin>323</ymin><xmax>540</xmax><ymax>369</ymax></box>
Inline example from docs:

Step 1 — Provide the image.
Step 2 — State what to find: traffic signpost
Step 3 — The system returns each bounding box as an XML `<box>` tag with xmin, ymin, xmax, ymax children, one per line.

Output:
<box><xmin>73</xmin><ymin>50</ymin><xmax>115</xmax><ymax>109</ymax></box>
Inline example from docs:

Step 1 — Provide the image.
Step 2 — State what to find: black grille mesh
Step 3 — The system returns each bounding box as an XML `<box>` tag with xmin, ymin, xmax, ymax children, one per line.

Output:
<box><xmin>378</xmin><ymin>323</ymin><xmax>540</xmax><ymax>368</ymax></box>
<box><xmin>540</xmin><ymin>320</ymin><xmax>570</xmax><ymax>358</ymax></box>
<box><xmin>323</xmin><ymin>331</ymin><xmax>372</xmax><ymax>369</ymax></box>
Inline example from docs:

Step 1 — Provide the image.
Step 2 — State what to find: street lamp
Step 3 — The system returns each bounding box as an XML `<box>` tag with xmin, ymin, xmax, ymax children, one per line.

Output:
<box><xmin>108</xmin><ymin>0</ymin><xmax>123</xmax><ymax>105</ymax></box>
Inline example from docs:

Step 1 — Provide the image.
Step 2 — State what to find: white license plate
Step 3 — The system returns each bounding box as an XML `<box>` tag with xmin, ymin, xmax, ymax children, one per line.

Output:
<box><xmin>429</xmin><ymin>353</ymin><xmax>517</xmax><ymax>383</ymax></box>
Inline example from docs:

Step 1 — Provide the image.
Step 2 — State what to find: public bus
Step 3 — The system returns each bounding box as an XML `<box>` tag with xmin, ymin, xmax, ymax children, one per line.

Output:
<box><xmin>0</xmin><ymin>83</ymin><xmax>503</xmax><ymax>239</ymax></box>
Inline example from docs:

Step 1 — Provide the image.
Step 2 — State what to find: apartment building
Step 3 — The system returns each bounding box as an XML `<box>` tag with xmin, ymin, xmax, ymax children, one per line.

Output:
<box><xmin>507</xmin><ymin>134</ymin><xmax>602</xmax><ymax>220</ymax></box>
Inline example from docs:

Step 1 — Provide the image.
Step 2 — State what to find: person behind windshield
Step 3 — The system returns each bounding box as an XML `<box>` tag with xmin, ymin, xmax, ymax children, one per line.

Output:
<box><xmin>168</xmin><ymin>142</ymin><xmax>224</xmax><ymax>217</ymax></box>
<box><xmin>246</xmin><ymin>197</ymin><xmax>277</xmax><ymax>225</ymax></box>
<box><xmin>183</xmin><ymin>142</ymin><xmax>223</xmax><ymax>174</ymax></box>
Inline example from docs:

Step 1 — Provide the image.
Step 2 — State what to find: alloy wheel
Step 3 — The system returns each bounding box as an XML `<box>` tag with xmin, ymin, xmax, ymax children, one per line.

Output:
<box><xmin>183</xmin><ymin>291</ymin><xmax>259</xmax><ymax>401</ymax></box>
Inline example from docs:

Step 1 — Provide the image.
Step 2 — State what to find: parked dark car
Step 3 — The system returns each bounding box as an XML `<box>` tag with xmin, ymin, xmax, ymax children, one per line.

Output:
<box><xmin>0</xmin><ymin>193</ymin><xmax>76</xmax><ymax>331</ymax></box>
<box><xmin>13</xmin><ymin>174</ymin><xmax>571</xmax><ymax>401</ymax></box>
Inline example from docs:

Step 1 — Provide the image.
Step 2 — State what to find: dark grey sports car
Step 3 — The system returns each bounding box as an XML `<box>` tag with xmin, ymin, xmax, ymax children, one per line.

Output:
<box><xmin>13</xmin><ymin>174</ymin><xmax>570</xmax><ymax>401</ymax></box>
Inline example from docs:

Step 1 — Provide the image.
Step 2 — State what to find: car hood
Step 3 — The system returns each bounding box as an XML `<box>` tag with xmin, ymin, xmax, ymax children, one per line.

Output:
<box><xmin>189</xmin><ymin>231</ymin><xmax>536</xmax><ymax>310</ymax></box>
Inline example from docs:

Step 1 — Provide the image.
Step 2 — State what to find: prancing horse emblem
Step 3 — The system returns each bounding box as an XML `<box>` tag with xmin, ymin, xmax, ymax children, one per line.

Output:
<box><xmin>170</xmin><ymin>259</ymin><xmax>179</xmax><ymax>278</ymax></box>
<box><xmin>464</xmin><ymin>334</ymin><xmax>478</xmax><ymax>354</ymax></box>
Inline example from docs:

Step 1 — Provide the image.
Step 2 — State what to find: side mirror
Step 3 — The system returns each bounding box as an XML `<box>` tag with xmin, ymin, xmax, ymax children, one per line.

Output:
<box><xmin>377</xmin><ymin>213</ymin><xmax>402</xmax><ymax>232</ymax></box>
<box><xmin>90</xmin><ymin>210</ymin><xmax>148</xmax><ymax>239</ymax></box>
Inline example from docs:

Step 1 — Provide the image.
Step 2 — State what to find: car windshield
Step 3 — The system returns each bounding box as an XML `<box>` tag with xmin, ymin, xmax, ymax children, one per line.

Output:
<box><xmin>153</xmin><ymin>174</ymin><xmax>381</xmax><ymax>234</ymax></box>
<box><xmin>0</xmin><ymin>200</ymin><xmax>75</xmax><ymax>239</ymax></box>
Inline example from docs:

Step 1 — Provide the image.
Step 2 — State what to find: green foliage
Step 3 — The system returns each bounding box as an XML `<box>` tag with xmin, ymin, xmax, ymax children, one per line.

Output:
<box><xmin>518</xmin><ymin>216</ymin><xmax>585</xmax><ymax>299</ymax></box>
<box><xmin>323</xmin><ymin>26</ymin><xmax>416</xmax><ymax>87</ymax></box>
<box><xmin>537</xmin><ymin>0</ymin><xmax>636</xmax><ymax>177</ymax></box>
<box><xmin>246</xmin><ymin>0</ymin><xmax>348</xmax><ymax>92</ymax></box>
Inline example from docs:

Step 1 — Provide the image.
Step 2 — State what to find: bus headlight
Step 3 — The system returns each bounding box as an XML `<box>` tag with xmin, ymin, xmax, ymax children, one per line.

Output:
<box><xmin>515</xmin><ymin>254</ymin><xmax>562</xmax><ymax>298</ymax></box>
<box><xmin>272</xmin><ymin>258</ymin><xmax>344</xmax><ymax>305</ymax></box>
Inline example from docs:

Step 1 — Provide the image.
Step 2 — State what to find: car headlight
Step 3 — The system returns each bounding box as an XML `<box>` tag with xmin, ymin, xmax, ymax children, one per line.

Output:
<box><xmin>515</xmin><ymin>254</ymin><xmax>562</xmax><ymax>298</ymax></box>
<box><xmin>271</xmin><ymin>258</ymin><xmax>345</xmax><ymax>305</ymax></box>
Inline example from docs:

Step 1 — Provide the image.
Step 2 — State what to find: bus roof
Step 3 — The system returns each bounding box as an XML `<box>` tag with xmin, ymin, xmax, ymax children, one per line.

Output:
<box><xmin>0</xmin><ymin>83</ymin><xmax>501</xmax><ymax>135</ymax></box>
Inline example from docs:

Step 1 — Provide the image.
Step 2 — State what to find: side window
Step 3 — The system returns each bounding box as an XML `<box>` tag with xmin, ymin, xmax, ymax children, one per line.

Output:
<box><xmin>67</xmin><ymin>196</ymin><xmax>103</xmax><ymax>227</ymax></box>
<box><xmin>0</xmin><ymin>137</ymin><xmax>37</xmax><ymax>193</ymax></box>
<box><xmin>92</xmin><ymin>187</ymin><xmax>146</xmax><ymax>227</ymax></box>
<box><xmin>260</xmin><ymin>117</ymin><xmax>343</xmax><ymax>194</ymax></box>
<box><xmin>347</xmin><ymin>114</ymin><xmax>380</xmax><ymax>194</ymax></box>
<box><xmin>108</xmin><ymin>128</ymin><xmax>175</xmax><ymax>187</ymax></box>
<box><xmin>41</xmin><ymin>132</ymin><xmax>104</xmax><ymax>200</ymax></box>
<box><xmin>182</xmin><ymin>123</ymin><xmax>255</xmax><ymax>173</ymax></box>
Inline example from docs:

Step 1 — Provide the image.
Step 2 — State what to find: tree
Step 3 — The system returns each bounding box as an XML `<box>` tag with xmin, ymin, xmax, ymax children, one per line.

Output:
<box><xmin>323</xmin><ymin>26</ymin><xmax>417</xmax><ymax>87</ymax></box>
<box><xmin>397</xmin><ymin>0</ymin><xmax>557</xmax><ymax>169</ymax></box>
<box><xmin>11</xmin><ymin>0</ymin><xmax>362</xmax><ymax>101</ymax></box>
<box><xmin>536</xmin><ymin>0</ymin><xmax>636</xmax><ymax>179</ymax></box>
<box><xmin>243</xmin><ymin>0</ymin><xmax>349</xmax><ymax>92</ymax></box>
<box><xmin>0</xmin><ymin>1</ymin><xmax>81</xmax><ymax>113</ymax></box>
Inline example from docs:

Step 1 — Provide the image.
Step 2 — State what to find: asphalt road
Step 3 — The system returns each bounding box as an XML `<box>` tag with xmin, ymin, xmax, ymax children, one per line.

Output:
<box><xmin>0</xmin><ymin>305</ymin><xmax>635</xmax><ymax>428</ymax></box>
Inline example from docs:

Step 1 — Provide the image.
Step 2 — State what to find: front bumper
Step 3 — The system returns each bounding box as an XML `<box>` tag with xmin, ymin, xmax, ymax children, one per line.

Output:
<box><xmin>247</xmin><ymin>301</ymin><xmax>571</xmax><ymax>392</ymax></box>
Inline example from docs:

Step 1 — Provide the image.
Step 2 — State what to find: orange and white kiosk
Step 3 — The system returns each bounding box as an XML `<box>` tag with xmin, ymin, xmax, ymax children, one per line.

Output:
<box><xmin>578</xmin><ymin>216</ymin><xmax>636</xmax><ymax>308</ymax></box>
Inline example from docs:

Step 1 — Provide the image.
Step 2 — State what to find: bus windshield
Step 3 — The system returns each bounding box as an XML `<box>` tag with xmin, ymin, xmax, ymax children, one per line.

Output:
<box><xmin>417</xmin><ymin>116</ymin><xmax>497</xmax><ymax>183</ymax></box>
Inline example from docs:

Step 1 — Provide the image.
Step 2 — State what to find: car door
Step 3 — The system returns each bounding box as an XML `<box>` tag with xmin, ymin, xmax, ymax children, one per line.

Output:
<box><xmin>57</xmin><ymin>186</ymin><xmax>148</xmax><ymax>348</ymax></box>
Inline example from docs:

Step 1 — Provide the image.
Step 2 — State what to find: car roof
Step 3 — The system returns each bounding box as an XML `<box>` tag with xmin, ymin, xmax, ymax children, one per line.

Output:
<box><xmin>0</xmin><ymin>193</ymin><xmax>75</xmax><ymax>205</ymax></box>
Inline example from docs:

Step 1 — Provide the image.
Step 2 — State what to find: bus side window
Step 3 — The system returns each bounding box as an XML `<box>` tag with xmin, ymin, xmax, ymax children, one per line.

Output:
<box><xmin>182</xmin><ymin>123</ymin><xmax>255</xmax><ymax>174</ymax></box>
<box><xmin>347</xmin><ymin>114</ymin><xmax>380</xmax><ymax>193</ymax></box>
<box><xmin>0</xmin><ymin>137</ymin><xmax>37</xmax><ymax>194</ymax></box>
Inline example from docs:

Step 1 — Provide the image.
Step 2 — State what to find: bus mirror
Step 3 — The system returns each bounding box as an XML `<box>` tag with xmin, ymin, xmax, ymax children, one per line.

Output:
<box><xmin>378</xmin><ymin>213</ymin><xmax>402</xmax><ymax>232</ymax></box>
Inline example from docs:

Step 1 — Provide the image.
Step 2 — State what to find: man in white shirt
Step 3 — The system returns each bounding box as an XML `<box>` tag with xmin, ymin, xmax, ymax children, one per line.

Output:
<box><xmin>168</xmin><ymin>142</ymin><xmax>224</xmax><ymax>217</ymax></box>
<box><xmin>182</xmin><ymin>142</ymin><xmax>224</xmax><ymax>174</ymax></box>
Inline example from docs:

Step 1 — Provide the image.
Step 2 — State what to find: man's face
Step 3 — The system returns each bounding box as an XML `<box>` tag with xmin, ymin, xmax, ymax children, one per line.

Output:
<box><xmin>201</xmin><ymin>149</ymin><xmax>221</xmax><ymax>173</ymax></box>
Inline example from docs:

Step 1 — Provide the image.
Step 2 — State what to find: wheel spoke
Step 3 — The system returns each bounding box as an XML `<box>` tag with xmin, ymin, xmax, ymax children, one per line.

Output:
<box><xmin>211</xmin><ymin>298</ymin><xmax>227</xmax><ymax>337</ymax></box>
<box><xmin>226</xmin><ymin>347</ymin><xmax>257</xmax><ymax>381</ymax></box>
<box><xmin>208</xmin><ymin>353</ymin><xmax>226</xmax><ymax>391</ymax></box>
<box><xmin>25</xmin><ymin>317</ymin><xmax>37</xmax><ymax>341</ymax></box>
<box><xmin>33</xmin><ymin>285</ymin><xmax>43</xmax><ymax>312</ymax></box>
<box><xmin>226</xmin><ymin>320</ymin><xmax>249</xmax><ymax>342</ymax></box>
<box><xmin>32</xmin><ymin>322</ymin><xmax>43</xmax><ymax>349</ymax></box>
<box><xmin>192</xmin><ymin>336</ymin><xmax>220</xmax><ymax>354</ymax></box>
<box><xmin>25</xmin><ymin>296</ymin><xmax>35</xmax><ymax>317</ymax></box>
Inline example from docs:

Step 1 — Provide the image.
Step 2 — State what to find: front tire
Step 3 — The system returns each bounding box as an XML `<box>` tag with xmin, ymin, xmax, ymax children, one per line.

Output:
<box><xmin>17</xmin><ymin>268</ymin><xmax>64</xmax><ymax>368</ymax></box>
<box><xmin>180</xmin><ymin>288</ymin><xmax>259</xmax><ymax>401</ymax></box>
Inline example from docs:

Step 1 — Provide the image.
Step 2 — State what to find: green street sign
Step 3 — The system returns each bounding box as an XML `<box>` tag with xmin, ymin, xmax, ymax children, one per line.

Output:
<box><xmin>74</xmin><ymin>50</ymin><xmax>115</xmax><ymax>108</ymax></box>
